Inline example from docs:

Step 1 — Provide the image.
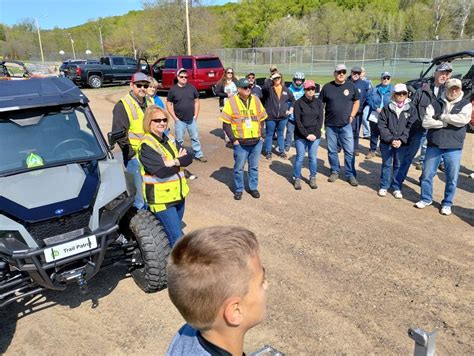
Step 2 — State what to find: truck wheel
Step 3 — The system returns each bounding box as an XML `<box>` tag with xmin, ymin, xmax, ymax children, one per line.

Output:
<box><xmin>88</xmin><ymin>75</ymin><xmax>103</xmax><ymax>88</ymax></box>
<box><xmin>129</xmin><ymin>209</ymin><xmax>170</xmax><ymax>293</ymax></box>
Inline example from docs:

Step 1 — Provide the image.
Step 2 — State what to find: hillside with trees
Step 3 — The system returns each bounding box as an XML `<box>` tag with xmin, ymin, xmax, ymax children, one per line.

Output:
<box><xmin>0</xmin><ymin>0</ymin><xmax>472</xmax><ymax>61</ymax></box>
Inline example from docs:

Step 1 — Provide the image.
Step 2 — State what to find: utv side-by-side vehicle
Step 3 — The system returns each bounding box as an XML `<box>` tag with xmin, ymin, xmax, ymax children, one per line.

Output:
<box><xmin>0</xmin><ymin>77</ymin><xmax>170</xmax><ymax>308</ymax></box>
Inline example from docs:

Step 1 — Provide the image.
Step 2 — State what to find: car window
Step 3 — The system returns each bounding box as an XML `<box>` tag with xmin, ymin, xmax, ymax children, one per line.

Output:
<box><xmin>182</xmin><ymin>58</ymin><xmax>193</xmax><ymax>69</ymax></box>
<box><xmin>112</xmin><ymin>57</ymin><xmax>125</xmax><ymax>66</ymax></box>
<box><xmin>164</xmin><ymin>58</ymin><xmax>178</xmax><ymax>69</ymax></box>
<box><xmin>196</xmin><ymin>58</ymin><xmax>222</xmax><ymax>69</ymax></box>
<box><xmin>125</xmin><ymin>58</ymin><xmax>137</xmax><ymax>66</ymax></box>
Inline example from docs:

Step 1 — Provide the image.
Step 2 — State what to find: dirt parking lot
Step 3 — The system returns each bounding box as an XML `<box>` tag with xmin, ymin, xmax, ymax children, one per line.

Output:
<box><xmin>1</xmin><ymin>86</ymin><xmax>473</xmax><ymax>355</ymax></box>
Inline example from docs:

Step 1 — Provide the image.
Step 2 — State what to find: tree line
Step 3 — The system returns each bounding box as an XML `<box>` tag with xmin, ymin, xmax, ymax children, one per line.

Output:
<box><xmin>0</xmin><ymin>0</ymin><xmax>472</xmax><ymax>61</ymax></box>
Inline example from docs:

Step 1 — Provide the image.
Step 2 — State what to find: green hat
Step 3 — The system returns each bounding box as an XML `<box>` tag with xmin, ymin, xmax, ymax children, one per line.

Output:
<box><xmin>236</xmin><ymin>78</ymin><xmax>250</xmax><ymax>88</ymax></box>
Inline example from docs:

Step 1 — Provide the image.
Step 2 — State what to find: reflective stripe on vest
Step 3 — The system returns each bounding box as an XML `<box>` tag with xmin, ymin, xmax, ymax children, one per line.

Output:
<box><xmin>138</xmin><ymin>133</ymin><xmax>189</xmax><ymax>213</ymax></box>
<box><xmin>121</xmin><ymin>94</ymin><xmax>154</xmax><ymax>153</ymax></box>
<box><xmin>226</xmin><ymin>95</ymin><xmax>264</xmax><ymax>140</ymax></box>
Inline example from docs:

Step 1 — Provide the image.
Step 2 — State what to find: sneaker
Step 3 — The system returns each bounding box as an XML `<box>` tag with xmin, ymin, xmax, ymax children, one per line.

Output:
<box><xmin>265</xmin><ymin>153</ymin><xmax>272</xmax><ymax>160</ymax></box>
<box><xmin>438</xmin><ymin>162</ymin><xmax>445</xmax><ymax>172</ymax></box>
<box><xmin>285</xmin><ymin>146</ymin><xmax>290</xmax><ymax>152</ymax></box>
<box><xmin>328</xmin><ymin>172</ymin><xmax>339</xmax><ymax>182</ymax></box>
<box><xmin>415</xmin><ymin>200</ymin><xmax>432</xmax><ymax>209</ymax></box>
<box><xmin>195</xmin><ymin>156</ymin><xmax>208</xmax><ymax>163</ymax></box>
<box><xmin>249</xmin><ymin>189</ymin><xmax>260</xmax><ymax>199</ymax></box>
<box><xmin>233</xmin><ymin>192</ymin><xmax>242</xmax><ymax>200</ymax></box>
<box><xmin>415</xmin><ymin>162</ymin><xmax>423</xmax><ymax>170</ymax></box>
<box><xmin>375</xmin><ymin>148</ymin><xmax>381</xmax><ymax>157</ymax></box>
<box><xmin>470</xmin><ymin>172</ymin><xmax>474</xmax><ymax>179</ymax></box>
<box><xmin>309</xmin><ymin>176</ymin><xmax>318</xmax><ymax>189</ymax></box>
<box><xmin>392</xmin><ymin>190</ymin><xmax>403</xmax><ymax>199</ymax></box>
<box><xmin>365</xmin><ymin>151</ymin><xmax>376</xmax><ymax>159</ymax></box>
<box><xmin>440</xmin><ymin>206</ymin><xmax>452</xmax><ymax>216</ymax></box>
<box><xmin>279</xmin><ymin>152</ymin><xmax>288</xmax><ymax>159</ymax></box>
<box><xmin>378</xmin><ymin>189</ymin><xmax>387</xmax><ymax>197</ymax></box>
<box><xmin>294</xmin><ymin>178</ymin><xmax>302</xmax><ymax>190</ymax></box>
<box><xmin>348</xmin><ymin>176</ymin><xmax>359</xmax><ymax>186</ymax></box>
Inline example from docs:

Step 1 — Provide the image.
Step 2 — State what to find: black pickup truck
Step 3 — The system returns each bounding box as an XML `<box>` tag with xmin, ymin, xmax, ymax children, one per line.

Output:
<box><xmin>66</xmin><ymin>56</ymin><xmax>140</xmax><ymax>88</ymax></box>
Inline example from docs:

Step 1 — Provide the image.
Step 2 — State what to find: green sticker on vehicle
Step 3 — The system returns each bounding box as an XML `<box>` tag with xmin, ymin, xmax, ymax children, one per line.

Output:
<box><xmin>26</xmin><ymin>152</ymin><xmax>44</xmax><ymax>168</ymax></box>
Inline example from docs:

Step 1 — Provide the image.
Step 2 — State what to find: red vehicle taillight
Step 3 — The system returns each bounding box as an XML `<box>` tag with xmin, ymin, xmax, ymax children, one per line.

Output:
<box><xmin>75</xmin><ymin>67</ymin><xmax>81</xmax><ymax>76</ymax></box>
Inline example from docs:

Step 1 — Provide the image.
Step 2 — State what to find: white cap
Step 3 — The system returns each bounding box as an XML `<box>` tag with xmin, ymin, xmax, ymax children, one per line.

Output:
<box><xmin>393</xmin><ymin>83</ymin><xmax>408</xmax><ymax>93</ymax></box>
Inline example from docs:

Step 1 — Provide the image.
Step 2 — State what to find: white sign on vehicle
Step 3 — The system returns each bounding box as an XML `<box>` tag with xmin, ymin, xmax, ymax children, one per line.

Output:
<box><xmin>44</xmin><ymin>235</ymin><xmax>97</xmax><ymax>263</ymax></box>
<box><xmin>208</xmin><ymin>72</ymin><xmax>215</xmax><ymax>77</ymax></box>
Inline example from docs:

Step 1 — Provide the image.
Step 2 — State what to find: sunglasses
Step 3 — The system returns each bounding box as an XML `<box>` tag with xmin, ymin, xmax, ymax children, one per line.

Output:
<box><xmin>152</xmin><ymin>118</ymin><xmax>168</xmax><ymax>123</ymax></box>
<box><xmin>305</xmin><ymin>87</ymin><xmax>316</xmax><ymax>91</ymax></box>
<box><xmin>247</xmin><ymin>76</ymin><xmax>255</xmax><ymax>79</ymax></box>
<box><xmin>134</xmin><ymin>83</ymin><xmax>150</xmax><ymax>89</ymax></box>
<box><xmin>272</xmin><ymin>77</ymin><xmax>281</xmax><ymax>80</ymax></box>
<box><xmin>226</xmin><ymin>71</ymin><xmax>234</xmax><ymax>74</ymax></box>
<box><xmin>179</xmin><ymin>75</ymin><xmax>188</xmax><ymax>79</ymax></box>
<box><xmin>336</xmin><ymin>70</ymin><xmax>347</xmax><ymax>75</ymax></box>
<box><xmin>395</xmin><ymin>92</ymin><xmax>408</xmax><ymax>96</ymax></box>
<box><xmin>240</xmin><ymin>86</ymin><xmax>252</xmax><ymax>90</ymax></box>
<box><xmin>382</xmin><ymin>76</ymin><xmax>391</xmax><ymax>80</ymax></box>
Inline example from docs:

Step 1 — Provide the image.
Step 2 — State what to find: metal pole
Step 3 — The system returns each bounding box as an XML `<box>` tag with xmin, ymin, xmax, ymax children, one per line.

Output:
<box><xmin>310</xmin><ymin>46</ymin><xmax>314</xmax><ymax>75</ymax></box>
<box><xmin>362</xmin><ymin>44</ymin><xmax>366</xmax><ymax>67</ymax></box>
<box><xmin>69</xmin><ymin>34</ymin><xmax>76</xmax><ymax>60</ymax></box>
<box><xmin>185</xmin><ymin>0</ymin><xmax>191</xmax><ymax>55</ymax></box>
<box><xmin>99</xmin><ymin>26</ymin><xmax>105</xmax><ymax>56</ymax></box>
<box><xmin>35</xmin><ymin>18</ymin><xmax>44</xmax><ymax>64</ymax></box>
<box><xmin>131</xmin><ymin>31</ymin><xmax>137</xmax><ymax>59</ymax></box>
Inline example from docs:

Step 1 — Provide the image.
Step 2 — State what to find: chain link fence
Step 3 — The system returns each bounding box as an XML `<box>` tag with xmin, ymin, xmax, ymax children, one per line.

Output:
<box><xmin>214</xmin><ymin>39</ymin><xmax>474</xmax><ymax>80</ymax></box>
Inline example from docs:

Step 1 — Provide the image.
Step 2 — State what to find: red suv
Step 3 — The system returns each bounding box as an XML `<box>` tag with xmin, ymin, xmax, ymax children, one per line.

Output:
<box><xmin>141</xmin><ymin>55</ymin><xmax>224</xmax><ymax>94</ymax></box>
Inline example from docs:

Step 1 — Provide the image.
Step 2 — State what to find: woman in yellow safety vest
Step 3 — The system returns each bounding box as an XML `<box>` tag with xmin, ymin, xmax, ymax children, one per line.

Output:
<box><xmin>139</xmin><ymin>106</ymin><xmax>193</xmax><ymax>246</ymax></box>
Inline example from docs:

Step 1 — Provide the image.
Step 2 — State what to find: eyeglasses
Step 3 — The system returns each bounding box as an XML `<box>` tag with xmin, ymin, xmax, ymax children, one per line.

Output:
<box><xmin>152</xmin><ymin>118</ymin><xmax>168</xmax><ymax>123</ymax></box>
<box><xmin>394</xmin><ymin>92</ymin><xmax>408</xmax><ymax>96</ymax></box>
<box><xmin>305</xmin><ymin>87</ymin><xmax>316</xmax><ymax>91</ymax></box>
<box><xmin>179</xmin><ymin>75</ymin><xmax>188</xmax><ymax>79</ymax></box>
<box><xmin>134</xmin><ymin>83</ymin><xmax>150</xmax><ymax>89</ymax></box>
<box><xmin>226</xmin><ymin>71</ymin><xmax>234</xmax><ymax>74</ymax></box>
<box><xmin>336</xmin><ymin>70</ymin><xmax>347</xmax><ymax>75</ymax></box>
<box><xmin>382</xmin><ymin>76</ymin><xmax>391</xmax><ymax>80</ymax></box>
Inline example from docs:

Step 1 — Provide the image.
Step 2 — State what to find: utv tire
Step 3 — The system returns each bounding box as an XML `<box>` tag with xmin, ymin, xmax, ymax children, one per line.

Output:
<box><xmin>88</xmin><ymin>75</ymin><xmax>103</xmax><ymax>88</ymax></box>
<box><xmin>129</xmin><ymin>209</ymin><xmax>170</xmax><ymax>292</ymax></box>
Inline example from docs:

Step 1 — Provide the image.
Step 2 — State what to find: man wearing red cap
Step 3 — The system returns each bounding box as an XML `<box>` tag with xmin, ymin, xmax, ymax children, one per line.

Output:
<box><xmin>112</xmin><ymin>72</ymin><xmax>154</xmax><ymax>209</ymax></box>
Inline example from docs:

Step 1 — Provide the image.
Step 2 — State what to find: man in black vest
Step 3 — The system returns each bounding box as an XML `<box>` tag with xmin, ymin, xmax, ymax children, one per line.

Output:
<box><xmin>415</xmin><ymin>78</ymin><xmax>472</xmax><ymax>216</ymax></box>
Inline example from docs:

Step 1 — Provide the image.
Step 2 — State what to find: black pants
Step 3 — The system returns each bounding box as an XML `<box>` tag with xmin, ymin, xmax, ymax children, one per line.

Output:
<box><xmin>369</xmin><ymin>121</ymin><xmax>380</xmax><ymax>152</ymax></box>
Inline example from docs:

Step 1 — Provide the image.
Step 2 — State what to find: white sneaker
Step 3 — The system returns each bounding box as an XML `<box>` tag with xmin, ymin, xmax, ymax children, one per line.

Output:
<box><xmin>440</xmin><ymin>206</ymin><xmax>452</xmax><ymax>216</ymax></box>
<box><xmin>378</xmin><ymin>189</ymin><xmax>387</xmax><ymax>197</ymax></box>
<box><xmin>392</xmin><ymin>190</ymin><xmax>403</xmax><ymax>199</ymax></box>
<box><xmin>415</xmin><ymin>200</ymin><xmax>432</xmax><ymax>209</ymax></box>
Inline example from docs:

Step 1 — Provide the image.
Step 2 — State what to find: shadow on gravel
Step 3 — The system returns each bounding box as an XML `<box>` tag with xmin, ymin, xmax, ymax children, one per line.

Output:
<box><xmin>269</xmin><ymin>158</ymin><xmax>329</xmax><ymax>187</ymax></box>
<box><xmin>210</xmin><ymin>167</ymin><xmax>234</xmax><ymax>192</ymax></box>
<box><xmin>209</xmin><ymin>128</ymin><xmax>225</xmax><ymax>140</ymax></box>
<box><xmin>452</xmin><ymin>206</ymin><xmax>474</xmax><ymax>226</ymax></box>
<box><xmin>0</xmin><ymin>265</ymin><xmax>128</xmax><ymax>354</ymax></box>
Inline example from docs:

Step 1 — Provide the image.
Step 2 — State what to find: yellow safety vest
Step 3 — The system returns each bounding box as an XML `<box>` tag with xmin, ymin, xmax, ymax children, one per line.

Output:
<box><xmin>219</xmin><ymin>94</ymin><xmax>267</xmax><ymax>140</ymax></box>
<box><xmin>121</xmin><ymin>93</ymin><xmax>154</xmax><ymax>154</ymax></box>
<box><xmin>138</xmin><ymin>133</ymin><xmax>190</xmax><ymax>213</ymax></box>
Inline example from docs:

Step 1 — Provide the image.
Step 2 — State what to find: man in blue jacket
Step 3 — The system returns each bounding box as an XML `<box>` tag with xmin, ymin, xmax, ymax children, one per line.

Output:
<box><xmin>348</xmin><ymin>66</ymin><xmax>371</xmax><ymax>156</ymax></box>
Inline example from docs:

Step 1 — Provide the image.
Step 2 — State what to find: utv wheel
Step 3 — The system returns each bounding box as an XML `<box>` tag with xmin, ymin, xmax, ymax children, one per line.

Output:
<box><xmin>88</xmin><ymin>75</ymin><xmax>103</xmax><ymax>88</ymax></box>
<box><xmin>129</xmin><ymin>209</ymin><xmax>170</xmax><ymax>292</ymax></box>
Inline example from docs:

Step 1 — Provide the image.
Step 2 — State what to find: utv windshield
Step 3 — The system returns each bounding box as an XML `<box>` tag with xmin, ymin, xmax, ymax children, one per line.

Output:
<box><xmin>0</xmin><ymin>106</ymin><xmax>105</xmax><ymax>176</ymax></box>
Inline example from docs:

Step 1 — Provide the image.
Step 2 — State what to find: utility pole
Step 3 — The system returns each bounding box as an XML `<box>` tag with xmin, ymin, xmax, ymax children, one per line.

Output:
<box><xmin>131</xmin><ymin>31</ymin><xmax>137</xmax><ymax>59</ymax></box>
<box><xmin>69</xmin><ymin>33</ymin><xmax>76</xmax><ymax>59</ymax></box>
<box><xmin>99</xmin><ymin>26</ymin><xmax>105</xmax><ymax>56</ymax></box>
<box><xmin>35</xmin><ymin>18</ymin><xmax>45</xmax><ymax>64</ymax></box>
<box><xmin>185</xmin><ymin>0</ymin><xmax>191</xmax><ymax>55</ymax></box>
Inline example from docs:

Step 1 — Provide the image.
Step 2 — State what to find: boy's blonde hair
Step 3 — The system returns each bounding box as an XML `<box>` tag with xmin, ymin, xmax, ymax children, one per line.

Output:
<box><xmin>143</xmin><ymin>105</ymin><xmax>171</xmax><ymax>133</ymax></box>
<box><xmin>167</xmin><ymin>226</ymin><xmax>260</xmax><ymax>330</ymax></box>
<box><xmin>149</xmin><ymin>76</ymin><xmax>159</xmax><ymax>88</ymax></box>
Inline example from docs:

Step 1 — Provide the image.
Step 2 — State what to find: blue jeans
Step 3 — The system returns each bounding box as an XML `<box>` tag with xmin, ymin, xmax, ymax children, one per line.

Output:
<box><xmin>285</xmin><ymin>119</ymin><xmax>295</xmax><ymax>150</ymax></box>
<box><xmin>175</xmin><ymin>119</ymin><xmax>204</xmax><ymax>158</ymax></box>
<box><xmin>361</xmin><ymin>106</ymin><xmax>371</xmax><ymax>137</ymax></box>
<box><xmin>420</xmin><ymin>147</ymin><xmax>462</xmax><ymax>207</ymax></box>
<box><xmin>154</xmin><ymin>200</ymin><xmax>185</xmax><ymax>246</ymax></box>
<box><xmin>369</xmin><ymin>121</ymin><xmax>380</xmax><ymax>152</ymax></box>
<box><xmin>126</xmin><ymin>157</ymin><xmax>145</xmax><ymax>209</ymax></box>
<box><xmin>233</xmin><ymin>140</ymin><xmax>262</xmax><ymax>193</ymax></box>
<box><xmin>326</xmin><ymin>124</ymin><xmax>356</xmax><ymax>178</ymax></box>
<box><xmin>294</xmin><ymin>138</ymin><xmax>320</xmax><ymax>179</ymax></box>
<box><xmin>265</xmin><ymin>118</ymin><xmax>288</xmax><ymax>154</ymax></box>
<box><xmin>351</xmin><ymin>114</ymin><xmax>362</xmax><ymax>151</ymax></box>
<box><xmin>379</xmin><ymin>142</ymin><xmax>405</xmax><ymax>190</ymax></box>
<box><xmin>394</xmin><ymin>129</ymin><xmax>424</xmax><ymax>190</ymax></box>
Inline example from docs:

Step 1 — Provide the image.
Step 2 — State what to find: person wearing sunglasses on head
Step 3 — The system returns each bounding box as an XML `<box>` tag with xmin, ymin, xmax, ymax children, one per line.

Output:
<box><xmin>138</xmin><ymin>106</ymin><xmax>193</xmax><ymax>246</ymax></box>
<box><xmin>366</xmin><ymin>72</ymin><xmax>394</xmax><ymax>160</ymax></box>
<box><xmin>166</xmin><ymin>68</ymin><xmax>207</xmax><ymax>163</ymax></box>
<box><xmin>376</xmin><ymin>83</ymin><xmax>417</xmax><ymax>199</ymax></box>
<box><xmin>215</xmin><ymin>67</ymin><xmax>238</xmax><ymax>111</ymax></box>
<box><xmin>320</xmin><ymin>64</ymin><xmax>360</xmax><ymax>186</ymax></box>
<box><xmin>112</xmin><ymin>72</ymin><xmax>154</xmax><ymax>210</ymax></box>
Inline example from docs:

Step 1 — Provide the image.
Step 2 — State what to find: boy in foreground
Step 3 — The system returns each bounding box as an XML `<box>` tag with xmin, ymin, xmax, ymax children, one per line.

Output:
<box><xmin>167</xmin><ymin>226</ymin><xmax>268</xmax><ymax>355</ymax></box>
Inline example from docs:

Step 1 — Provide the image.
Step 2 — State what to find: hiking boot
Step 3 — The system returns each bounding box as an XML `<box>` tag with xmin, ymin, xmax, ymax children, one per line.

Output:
<box><xmin>348</xmin><ymin>176</ymin><xmax>359</xmax><ymax>186</ymax></box>
<box><xmin>249</xmin><ymin>189</ymin><xmax>260</xmax><ymax>199</ymax></box>
<box><xmin>365</xmin><ymin>151</ymin><xmax>376</xmax><ymax>159</ymax></box>
<box><xmin>438</xmin><ymin>162</ymin><xmax>446</xmax><ymax>172</ymax></box>
<box><xmin>328</xmin><ymin>172</ymin><xmax>339</xmax><ymax>182</ymax></box>
<box><xmin>354</xmin><ymin>150</ymin><xmax>360</xmax><ymax>156</ymax></box>
<box><xmin>415</xmin><ymin>200</ymin><xmax>432</xmax><ymax>209</ymax></box>
<box><xmin>195</xmin><ymin>156</ymin><xmax>208</xmax><ymax>163</ymax></box>
<box><xmin>378</xmin><ymin>189</ymin><xmax>387</xmax><ymax>197</ymax></box>
<box><xmin>415</xmin><ymin>162</ymin><xmax>423</xmax><ymax>170</ymax></box>
<box><xmin>285</xmin><ymin>146</ymin><xmax>291</xmax><ymax>152</ymax></box>
<box><xmin>233</xmin><ymin>192</ymin><xmax>242</xmax><ymax>200</ymax></box>
<box><xmin>265</xmin><ymin>153</ymin><xmax>272</xmax><ymax>160</ymax></box>
<box><xmin>309</xmin><ymin>176</ymin><xmax>318</xmax><ymax>189</ymax></box>
<box><xmin>440</xmin><ymin>206</ymin><xmax>452</xmax><ymax>216</ymax></box>
<box><xmin>294</xmin><ymin>178</ymin><xmax>302</xmax><ymax>190</ymax></box>
<box><xmin>279</xmin><ymin>152</ymin><xmax>288</xmax><ymax>159</ymax></box>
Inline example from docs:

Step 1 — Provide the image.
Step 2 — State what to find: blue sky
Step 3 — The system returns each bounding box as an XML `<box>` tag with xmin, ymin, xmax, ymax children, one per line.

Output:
<box><xmin>0</xmin><ymin>0</ymin><xmax>235</xmax><ymax>29</ymax></box>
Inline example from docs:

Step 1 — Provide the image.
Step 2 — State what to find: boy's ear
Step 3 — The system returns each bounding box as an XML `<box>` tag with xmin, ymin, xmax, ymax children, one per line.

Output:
<box><xmin>223</xmin><ymin>297</ymin><xmax>243</xmax><ymax>326</ymax></box>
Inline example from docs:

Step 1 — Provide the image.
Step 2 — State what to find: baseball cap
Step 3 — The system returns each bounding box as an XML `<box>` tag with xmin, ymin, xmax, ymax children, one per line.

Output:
<box><xmin>393</xmin><ymin>83</ymin><xmax>408</xmax><ymax>93</ymax></box>
<box><xmin>351</xmin><ymin>66</ymin><xmax>362</xmax><ymax>73</ymax></box>
<box><xmin>304</xmin><ymin>80</ymin><xmax>316</xmax><ymax>89</ymax></box>
<box><xmin>270</xmin><ymin>65</ymin><xmax>278</xmax><ymax>73</ymax></box>
<box><xmin>271</xmin><ymin>72</ymin><xmax>282</xmax><ymax>80</ymax></box>
<box><xmin>236</xmin><ymin>78</ymin><xmax>250</xmax><ymax>88</ymax></box>
<box><xmin>131</xmin><ymin>72</ymin><xmax>151</xmax><ymax>83</ymax></box>
<box><xmin>445</xmin><ymin>78</ymin><xmax>462</xmax><ymax>89</ymax></box>
<box><xmin>381</xmin><ymin>71</ymin><xmax>391</xmax><ymax>78</ymax></box>
<box><xmin>436</xmin><ymin>62</ymin><xmax>453</xmax><ymax>72</ymax></box>
<box><xmin>176</xmin><ymin>68</ymin><xmax>187</xmax><ymax>76</ymax></box>
<box><xmin>246</xmin><ymin>72</ymin><xmax>256</xmax><ymax>77</ymax></box>
<box><xmin>335</xmin><ymin>64</ymin><xmax>347</xmax><ymax>72</ymax></box>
